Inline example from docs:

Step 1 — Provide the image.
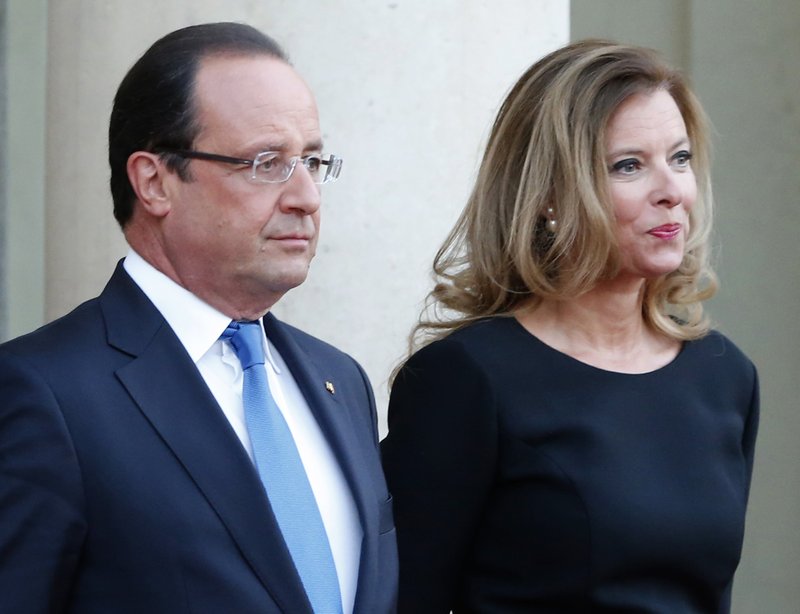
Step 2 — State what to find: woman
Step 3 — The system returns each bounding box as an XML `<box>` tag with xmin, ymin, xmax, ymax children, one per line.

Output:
<box><xmin>381</xmin><ymin>40</ymin><xmax>758</xmax><ymax>613</ymax></box>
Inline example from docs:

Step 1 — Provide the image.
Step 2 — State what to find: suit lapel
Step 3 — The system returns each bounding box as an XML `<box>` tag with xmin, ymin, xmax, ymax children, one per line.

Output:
<box><xmin>263</xmin><ymin>314</ymin><xmax>380</xmax><ymax>608</ymax></box>
<box><xmin>99</xmin><ymin>263</ymin><xmax>313</xmax><ymax>614</ymax></box>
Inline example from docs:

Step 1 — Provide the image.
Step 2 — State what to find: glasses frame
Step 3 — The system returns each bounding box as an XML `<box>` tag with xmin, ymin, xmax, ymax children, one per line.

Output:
<box><xmin>156</xmin><ymin>148</ymin><xmax>343</xmax><ymax>185</ymax></box>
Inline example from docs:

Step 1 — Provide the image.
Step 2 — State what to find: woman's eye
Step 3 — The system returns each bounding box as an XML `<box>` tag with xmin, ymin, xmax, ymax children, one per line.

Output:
<box><xmin>672</xmin><ymin>150</ymin><xmax>693</xmax><ymax>167</ymax></box>
<box><xmin>610</xmin><ymin>158</ymin><xmax>640</xmax><ymax>175</ymax></box>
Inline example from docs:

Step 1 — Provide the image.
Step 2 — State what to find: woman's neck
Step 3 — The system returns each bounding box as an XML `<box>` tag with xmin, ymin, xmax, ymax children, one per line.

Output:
<box><xmin>515</xmin><ymin>277</ymin><xmax>680</xmax><ymax>373</ymax></box>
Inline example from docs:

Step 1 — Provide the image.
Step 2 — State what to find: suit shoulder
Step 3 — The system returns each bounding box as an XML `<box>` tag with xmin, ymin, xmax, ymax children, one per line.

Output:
<box><xmin>266</xmin><ymin>317</ymin><xmax>371</xmax><ymax>386</ymax></box>
<box><xmin>0</xmin><ymin>297</ymin><xmax>103</xmax><ymax>360</ymax></box>
<box><xmin>274</xmin><ymin>319</ymin><xmax>353</xmax><ymax>362</ymax></box>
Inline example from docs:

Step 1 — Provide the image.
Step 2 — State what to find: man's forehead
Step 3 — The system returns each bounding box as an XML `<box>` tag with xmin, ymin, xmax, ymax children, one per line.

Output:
<box><xmin>194</xmin><ymin>54</ymin><xmax>315</xmax><ymax>112</ymax></box>
<box><xmin>192</xmin><ymin>53</ymin><xmax>320</xmax><ymax>149</ymax></box>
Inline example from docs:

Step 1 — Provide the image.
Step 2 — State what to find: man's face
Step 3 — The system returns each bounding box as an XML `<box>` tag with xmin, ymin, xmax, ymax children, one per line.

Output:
<box><xmin>160</xmin><ymin>54</ymin><xmax>323</xmax><ymax>318</ymax></box>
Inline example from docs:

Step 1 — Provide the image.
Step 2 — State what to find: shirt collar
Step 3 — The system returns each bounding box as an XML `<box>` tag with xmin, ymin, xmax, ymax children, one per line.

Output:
<box><xmin>122</xmin><ymin>249</ymin><xmax>246</xmax><ymax>364</ymax></box>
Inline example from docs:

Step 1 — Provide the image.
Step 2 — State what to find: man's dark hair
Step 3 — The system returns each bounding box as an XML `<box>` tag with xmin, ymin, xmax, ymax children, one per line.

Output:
<box><xmin>108</xmin><ymin>22</ymin><xmax>288</xmax><ymax>227</ymax></box>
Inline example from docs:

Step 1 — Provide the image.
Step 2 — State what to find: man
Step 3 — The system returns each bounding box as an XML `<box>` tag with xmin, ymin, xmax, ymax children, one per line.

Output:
<box><xmin>0</xmin><ymin>23</ymin><xmax>397</xmax><ymax>613</ymax></box>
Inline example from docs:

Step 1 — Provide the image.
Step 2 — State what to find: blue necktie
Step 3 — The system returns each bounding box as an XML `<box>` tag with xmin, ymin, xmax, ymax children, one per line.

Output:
<box><xmin>221</xmin><ymin>321</ymin><xmax>343</xmax><ymax>614</ymax></box>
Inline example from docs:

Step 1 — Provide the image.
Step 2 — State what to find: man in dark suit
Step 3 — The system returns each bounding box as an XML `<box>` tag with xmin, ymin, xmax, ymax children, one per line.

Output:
<box><xmin>0</xmin><ymin>22</ymin><xmax>397</xmax><ymax>613</ymax></box>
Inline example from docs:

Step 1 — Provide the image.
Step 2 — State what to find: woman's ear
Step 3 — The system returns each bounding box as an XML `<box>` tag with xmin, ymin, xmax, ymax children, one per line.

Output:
<box><xmin>126</xmin><ymin>152</ymin><xmax>172</xmax><ymax>218</ymax></box>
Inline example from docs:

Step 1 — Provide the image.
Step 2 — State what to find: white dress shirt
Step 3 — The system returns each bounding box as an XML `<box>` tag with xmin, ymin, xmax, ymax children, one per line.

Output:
<box><xmin>123</xmin><ymin>249</ymin><xmax>362</xmax><ymax>613</ymax></box>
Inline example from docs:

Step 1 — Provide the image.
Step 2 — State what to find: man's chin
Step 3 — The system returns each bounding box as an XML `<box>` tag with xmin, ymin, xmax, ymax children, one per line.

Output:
<box><xmin>266</xmin><ymin>266</ymin><xmax>312</xmax><ymax>294</ymax></box>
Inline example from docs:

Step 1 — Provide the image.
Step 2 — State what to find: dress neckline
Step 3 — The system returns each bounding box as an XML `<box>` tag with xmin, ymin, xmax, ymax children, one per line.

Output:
<box><xmin>505</xmin><ymin>315</ymin><xmax>688</xmax><ymax>377</ymax></box>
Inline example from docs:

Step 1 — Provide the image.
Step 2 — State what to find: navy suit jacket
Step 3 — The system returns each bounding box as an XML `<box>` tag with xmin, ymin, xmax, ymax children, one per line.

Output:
<box><xmin>0</xmin><ymin>262</ymin><xmax>397</xmax><ymax>613</ymax></box>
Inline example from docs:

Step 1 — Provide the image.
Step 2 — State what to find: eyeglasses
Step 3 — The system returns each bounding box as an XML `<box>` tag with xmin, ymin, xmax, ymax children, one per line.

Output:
<box><xmin>156</xmin><ymin>149</ymin><xmax>343</xmax><ymax>185</ymax></box>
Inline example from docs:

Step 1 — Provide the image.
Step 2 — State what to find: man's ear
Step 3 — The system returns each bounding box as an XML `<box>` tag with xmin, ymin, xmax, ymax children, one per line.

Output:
<box><xmin>126</xmin><ymin>152</ymin><xmax>172</xmax><ymax>218</ymax></box>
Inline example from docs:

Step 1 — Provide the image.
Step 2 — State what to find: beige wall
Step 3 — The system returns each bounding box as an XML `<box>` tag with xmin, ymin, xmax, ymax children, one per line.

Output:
<box><xmin>4</xmin><ymin>1</ymin><xmax>796</xmax><ymax>609</ymax></box>
<box><xmin>2</xmin><ymin>0</ymin><xmax>46</xmax><ymax>338</ymax></box>
<box><xmin>38</xmin><ymin>0</ymin><xmax>568</xmax><ymax>428</ymax></box>
<box><xmin>572</xmin><ymin>1</ymin><xmax>800</xmax><ymax>610</ymax></box>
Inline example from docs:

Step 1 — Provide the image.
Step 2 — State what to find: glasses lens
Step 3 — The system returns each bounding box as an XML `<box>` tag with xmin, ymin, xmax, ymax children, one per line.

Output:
<box><xmin>326</xmin><ymin>156</ymin><xmax>342</xmax><ymax>183</ymax></box>
<box><xmin>252</xmin><ymin>152</ymin><xmax>289</xmax><ymax>183</ymax></box>
<box><xmin>303</xmin><ymin>156</ymin><xmax>325</xmax><ymax>184</ymax></box>
<box><xmin>313</xmin><ymin>155</ymin><xmax>342</xmax><ymax>185</ymax></box>
<box><xmin>250</xmin><ymin>152</ymin><xmax>341</xmax><ymax>184</ymax></box>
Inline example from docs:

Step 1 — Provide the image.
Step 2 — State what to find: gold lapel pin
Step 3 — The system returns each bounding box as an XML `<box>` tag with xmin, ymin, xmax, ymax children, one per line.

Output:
<box><xmin>325</xmin><ymin>381</ymin><xmax>335</xmax><ymax>395</ymax></box>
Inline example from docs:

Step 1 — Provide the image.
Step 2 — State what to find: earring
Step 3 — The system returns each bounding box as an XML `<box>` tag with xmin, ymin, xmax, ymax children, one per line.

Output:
<box><xmin>546</xmin><ymin>207</ymin><xmax>557</xmax><ymax>232</ymax></box>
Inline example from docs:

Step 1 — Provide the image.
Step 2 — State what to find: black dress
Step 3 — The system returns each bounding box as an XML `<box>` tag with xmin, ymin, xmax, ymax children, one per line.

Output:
<box><xmin>381</xmin><ymin>316</ymin><xmax>759</xmax><ymax>613</ymax></box>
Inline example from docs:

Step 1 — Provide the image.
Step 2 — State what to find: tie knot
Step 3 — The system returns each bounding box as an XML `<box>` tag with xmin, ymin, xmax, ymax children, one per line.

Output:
<box><xmin>221</xmin><ymin>320</ymin><xmax>265</xmax><ymax>370</ymax></box>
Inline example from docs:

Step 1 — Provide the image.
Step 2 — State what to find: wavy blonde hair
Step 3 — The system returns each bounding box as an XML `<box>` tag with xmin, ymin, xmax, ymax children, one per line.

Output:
<box><xmin>408</xmin><ymin>39</ymin><xmax>717</xmax><ymax>357</ymax></box>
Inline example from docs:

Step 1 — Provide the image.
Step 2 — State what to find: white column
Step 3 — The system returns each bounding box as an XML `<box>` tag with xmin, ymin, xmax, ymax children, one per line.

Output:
<box><xmin>44</xmin><ymin>1</ymin><xmax>569</xmax><ymax>431</ymax></box>
<box><xmin>3</xmin><ymin>0</ymin><xmax>47</xmax><ymax>339</ymax></box>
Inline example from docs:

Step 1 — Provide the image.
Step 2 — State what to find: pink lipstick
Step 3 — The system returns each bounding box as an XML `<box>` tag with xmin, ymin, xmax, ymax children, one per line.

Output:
<box><xmin>648</xmin><ymin>223</ymin><xmax>682</xmax><ymax>239</ymax></box>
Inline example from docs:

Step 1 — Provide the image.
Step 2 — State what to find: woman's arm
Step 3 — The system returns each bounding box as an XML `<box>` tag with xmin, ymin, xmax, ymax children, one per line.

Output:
<box><xmin>381</xmin><ymin>338</ymin><xmax>498</xmax><ymax>613</ymax></box>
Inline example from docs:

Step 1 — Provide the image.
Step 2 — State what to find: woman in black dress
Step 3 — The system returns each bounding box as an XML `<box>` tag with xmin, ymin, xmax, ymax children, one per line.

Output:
<box><xmin>381</xmin><ymin>40</ymin><xmax>758</xmax><ymax>613</ymax></box>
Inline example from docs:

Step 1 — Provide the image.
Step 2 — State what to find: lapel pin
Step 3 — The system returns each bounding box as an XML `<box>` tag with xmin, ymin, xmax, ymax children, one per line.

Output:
<box><xmin>325</xmin><ymin>381</ymin><xmax>335</xmax><ymax>395</ymax></box>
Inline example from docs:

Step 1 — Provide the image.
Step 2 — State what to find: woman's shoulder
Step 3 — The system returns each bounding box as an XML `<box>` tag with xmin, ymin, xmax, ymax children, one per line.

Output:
<box><xmin>437</xmin><ymin>315</ymin><xmax>528</xmax><ymax>346</ymax></box>
<box><xmin>410</xmin><ymin>316</ymin><xmax>532</xmax><ymax>363</ymax></box>
<box><xmin>687</xmin><ymin>329</ymin><xmax>754</xmax><ymax>366</ymax></box>
<box><xmin>682</xmin><ymin>329</ymin><xmax>758</xmax><ymax>386</ymax></box>
<box><xmin>398</xmin><ymin>316</ymin><xmax>550</xmax><ymax>392</ymax></box>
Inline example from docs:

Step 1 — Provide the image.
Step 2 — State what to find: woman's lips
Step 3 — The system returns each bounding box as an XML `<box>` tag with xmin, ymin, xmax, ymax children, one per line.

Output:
<box><xmin>648</xmin><ymin>223</ymin><xmax>682</xmax><ymax>239</ymax></box>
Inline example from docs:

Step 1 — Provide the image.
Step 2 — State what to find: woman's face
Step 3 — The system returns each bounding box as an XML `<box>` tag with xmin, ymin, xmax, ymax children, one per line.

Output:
<box><xmin>604</xmin><ymin>88</ymin><xmax>697</xmax><ymax>281</ymax></box>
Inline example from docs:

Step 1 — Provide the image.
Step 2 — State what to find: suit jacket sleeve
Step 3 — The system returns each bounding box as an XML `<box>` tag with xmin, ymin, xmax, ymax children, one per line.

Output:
<box><xmin>355</xmin><ymin>359</ymin><xmax>381</xmax><ymax>447</ymax></box>
<box><xmin>381</xmin><ymin>337</ymin><xmax>497</xmax><ymax>614</ymax></box>
<box><xmin>0</xmin><ymin>349</ymin><xmax>87</xmax><ymax>613</ymax></box>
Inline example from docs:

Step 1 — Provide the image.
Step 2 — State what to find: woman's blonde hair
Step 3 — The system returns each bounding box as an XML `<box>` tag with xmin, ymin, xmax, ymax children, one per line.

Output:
<box><xmin>410</xmin><ymin>39</ymin><xmax>717</xmax><ymax>354</ymax></box>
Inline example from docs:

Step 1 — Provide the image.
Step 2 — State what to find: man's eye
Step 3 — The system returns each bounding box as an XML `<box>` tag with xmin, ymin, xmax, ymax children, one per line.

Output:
<box><xmin>304</xmin><ymin>156</ymin><xmax>322</xmax><ymax>173</ymax></box>
<box><xmin>256</xmin><ymin>155</ymin><xmax>281</xmax><ymax>173</ymax></box>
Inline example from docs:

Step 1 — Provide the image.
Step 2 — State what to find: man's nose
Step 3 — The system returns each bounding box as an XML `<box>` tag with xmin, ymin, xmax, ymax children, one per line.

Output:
<box><xmin>278</xmin><ymin>162</ymin><xmax>322</xmax><ymax>214</ymax></box>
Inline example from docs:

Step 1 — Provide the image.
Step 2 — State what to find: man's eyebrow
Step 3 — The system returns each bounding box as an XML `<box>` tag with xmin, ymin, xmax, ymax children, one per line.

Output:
<box><xmin>251</xmin><ymin>140</ymin><xmax>324</xmax><ymax>154</ymax></box>
<box><xmin>256</xmin><ymin>141</ymin><xmax>287</xmax><ymax>153</ymax></box>
<box><xmin>305</xmin><ymin>139</ymin><xmax>324</xmax><ymax>153</ymax></box>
